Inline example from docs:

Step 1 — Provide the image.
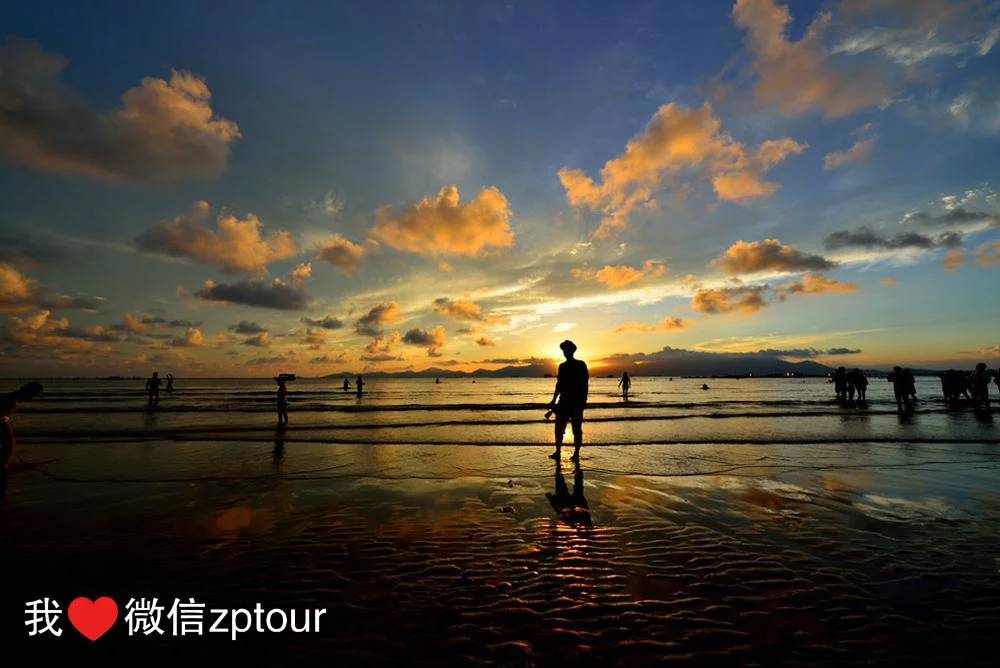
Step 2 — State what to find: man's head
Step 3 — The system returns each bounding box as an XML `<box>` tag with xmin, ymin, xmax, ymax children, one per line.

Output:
<box><xmin>152</xmin><ymin>371</ymin><xmax>159</xmax><ymax>378</ymax></box>
<box><xmin>893</xmin><ymin>366</ymin><xmax>901</xmax><ymax>372</ymax></box>
<box><xmin>559</xmin><ymin>340</ymin><xmax>577</xmax><ymax>360</ymax></box>
<box><xmin>976</xmin><ymin>362</ymin><xmax>987</xmax><ymax>371</ymax></box>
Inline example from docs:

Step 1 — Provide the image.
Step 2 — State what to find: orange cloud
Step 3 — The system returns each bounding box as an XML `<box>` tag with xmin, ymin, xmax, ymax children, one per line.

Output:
<box><xmin>136</xmin><ymin>202</ymin><xmax>297</xmax><ymax>275</ymax></box>
<box><xmin>370</xmin><ymin>185</ymin><xmax>514</xmax><ymax>256</ymax></box>
<box><xmin>613</xmin><ymin>317</ymin><xmax>689</xmax><ymax>333</ymax></box>
<box><xmin>402</xmin><ymin>326</ymin><xmax>447</xmax><ymax>356</ymax></box>
<box><xmin>881</xmin><ymin>277</ymin><xmax>897</xmax><ymax>287</ymax></box>
<box><xmin>824</xmin><ymin>126</ymin><xmax>876</xmax><ymax>170</ymax></box>
<box><xmin>975</xmin><ymin>240</ymin><xmax>1000</xmax><ymax>267</ymax></box>
<box><xmin>0</xmin><ymin>262</ymin><xmax>104</xmax><ymax>313</ymax></box>
<box><xmin>0</xmin><ymin>38</ymin><xmax>239</xmax><ymax>182</ymax></box>
<box><xmin>558</xmin><ymin>102</ymin><xmax>805</xmax><ymax>238</ymax></box>
<box><xmin>778</xmin><ymin>274</ymin><xmax>859</xmax><ymax>296</ymax></box>
<box><xmin>714</xmin><ymin>239</ymin><xmax>834</xmax><ymax>274</ymax></box>
<box><xmin>289</xmin><ymin>262</ymin><xmax>312</xmax><ymax>284</ymax></box>
<box><xmin>317</xmin><ymin>234</ymin><xmax>367</xmax><ymax>274</ymax></box>
<box><xmin>942</xmin><ymin>249</ymin><xmax>966</xmax><ymax>271</ymax></box>
<box><xmin>572</xmin><ymin>259</ymin><xmax>668</xmax><ymax>288</ymax></box>
<box><xmin>433</xmin><ymin>297</ymin><xmax>483</xmax><ymax>321</ymax></box>
<box><xmin>691</xmin><ymin>286</ymin><xmax>768</xmax><ymax>315</ymax></box>
<box><xmin>733</xmin><ymin>0</ymin><xmax>890</xmax><ymax>118</ymax></box>
<box><xmin>355</xmin><ymin>301</ymin><xmax>401</xmax><ymax>336</ymax></box>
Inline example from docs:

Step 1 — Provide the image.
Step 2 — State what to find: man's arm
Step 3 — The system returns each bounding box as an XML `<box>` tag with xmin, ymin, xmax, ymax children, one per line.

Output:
<box><xmin>582</xmin><ymin>363</ymin><xmax>589</xmax><ymax>405</ymax></box>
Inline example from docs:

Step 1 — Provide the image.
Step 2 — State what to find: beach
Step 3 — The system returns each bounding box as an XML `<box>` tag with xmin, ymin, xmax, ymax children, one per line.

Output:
<box><xmin>2</xmin><ymin>377</ymin><xmax>999</xmax><ymax>664</ymax></box>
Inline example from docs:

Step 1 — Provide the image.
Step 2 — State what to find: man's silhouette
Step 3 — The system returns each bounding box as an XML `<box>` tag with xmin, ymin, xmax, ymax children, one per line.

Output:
<box><xmin>548</xmin><ymin>340</ymin><xmax>589</xmax><ymax>461</ymax></box>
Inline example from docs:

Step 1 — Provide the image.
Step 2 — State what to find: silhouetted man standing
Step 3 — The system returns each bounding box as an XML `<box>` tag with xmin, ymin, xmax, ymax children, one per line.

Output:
<box><xmin>548</xmin><ymin>340</ymin><xmax>589</xmax><ymax>461</ymax></box>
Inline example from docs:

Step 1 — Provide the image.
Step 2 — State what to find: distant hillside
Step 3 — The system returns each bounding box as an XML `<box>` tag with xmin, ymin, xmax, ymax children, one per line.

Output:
<box><xmin>324</xmin><ymin>348</ymin><xmax>841</xmax><ymax>378</ymax></box>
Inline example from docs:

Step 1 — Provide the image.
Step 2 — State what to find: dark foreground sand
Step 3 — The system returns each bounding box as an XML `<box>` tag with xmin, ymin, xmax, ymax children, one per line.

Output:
<box><xmin>2</xmin><ymin>440</ymin><xmax>1000</xmax><ymax>665</ymax></box>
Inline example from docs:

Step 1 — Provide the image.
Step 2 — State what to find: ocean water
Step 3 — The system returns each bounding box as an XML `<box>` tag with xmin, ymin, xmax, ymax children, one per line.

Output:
<box><xmin>4</xmin><ymin>376</ymin><xmax>1000</xmax><ymax>663</ymax></box>
<box><xmin>8</xmin><ymin>375</ymin><xmax>998</xmax><ymax>447</ymax></box>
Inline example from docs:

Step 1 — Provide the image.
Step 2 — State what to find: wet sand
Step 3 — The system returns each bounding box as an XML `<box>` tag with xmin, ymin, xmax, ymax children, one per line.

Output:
<box><xmin>3</xmin><ymin>439</ymin><xmax>1000</xmax><ymax>664</ymax></box>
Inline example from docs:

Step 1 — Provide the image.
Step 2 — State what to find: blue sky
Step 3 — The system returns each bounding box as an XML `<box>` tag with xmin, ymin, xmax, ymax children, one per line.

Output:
<box><xmin>1</xmin><ymin>0</ymin><xmax>998</xmax><ymax>375</ymax></box>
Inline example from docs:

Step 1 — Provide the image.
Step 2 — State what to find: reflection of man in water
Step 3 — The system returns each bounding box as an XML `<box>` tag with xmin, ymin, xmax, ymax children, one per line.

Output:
<box><xmin>548</xmin><ymin>340</ymin><xmax>589</xmax><ymax>461</ymax></box>
<box><xmin>546</xmin><ymin>460</ymin><xmax>591</xmax><ymax>527</ymax></box>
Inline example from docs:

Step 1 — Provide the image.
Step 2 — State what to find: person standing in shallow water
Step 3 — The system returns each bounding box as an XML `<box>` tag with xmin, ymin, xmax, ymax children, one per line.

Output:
<box><xmin>145</xmin><ymin>371</ymin><xmax>161</xmax><ymax>408</ymax></box>
<box><xmin>618</xmin><ymin>372</ymin><xmax>632</xmax><ymax>402</ymax></box>
<box><xmin>275</xmin><ymin>377</ymin><xmax>289</xmax><ymax>426</ymax></box>
<box><xmin>548</xmin><ymin>340</ymin><xmax>589</xmax><ymax>462</ymax></box>
<box><xmin>356</xmin><ymin>375</ymin><xmax>364</xmax><ymax>398</ymax></box>
<box><xmin>1</xmin><ymin>383</ymin><xmax>43</xmax><ymax>471</ymax></box>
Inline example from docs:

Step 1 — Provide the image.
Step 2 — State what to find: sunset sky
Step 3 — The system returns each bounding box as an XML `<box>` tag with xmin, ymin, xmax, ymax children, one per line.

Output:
<box><xmin>2</xmin><ymin>0</ymin><xmax>999</xmax><ymax>376</ymax></box>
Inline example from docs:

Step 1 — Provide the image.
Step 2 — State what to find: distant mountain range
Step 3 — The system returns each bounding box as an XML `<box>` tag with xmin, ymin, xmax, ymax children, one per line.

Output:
<box><xmin>324</xmin><ymin>347</ymin><xmax>852</xmax><ymax>378</ymax></box>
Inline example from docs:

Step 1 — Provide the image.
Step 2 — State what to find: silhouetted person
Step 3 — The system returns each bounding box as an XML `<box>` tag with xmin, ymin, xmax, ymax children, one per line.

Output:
<box><xmin>275</xmin><ymin>377</ymin><xmax>289</xmax><ymax>425</ymax></box>
<box><xmin>548</xmin><ymin>340</ymin><xmax>588</xmax><ymax>462</ymax></box>
<box><xmin>1</xmin><ymin>383</ymin><xmax>43</xmax><ymax>471</ymax></box>
<box><xmin>941</xmin><ymin>369</ymin><xmax>971</xmax><ymax>403</ymax></box>
<box><xmin>904</xmin><ymin>368</ymin><xmax>917</xmax><ymax>404</ymax></box>
<box><xmin>832</xmin><ymin>367</ymin><xmax>847</xmax><ymax>401</ymax></box>
<box><xmin>435</xmin><ymin>377</ymin><xmax>441</xmax><ymax>385</ymax></box>
<box><xmin>356</xmin><ymin>375</ymin><xmax>364</xmax><ymax>398</ymax></box>
<box><xmin>971</xmin><ymin>363</ymin><xmax>992</xmax><ymax>408</ymax></box>
<box><xmin>145</xmin><ymin>372</ymin><xmax>161</xmax><ymax>407</ymax></box>
<box><xmin>165</xmin><ymin>373</ymin><xmax>174</xmax><ymax>394</ymax></box>
<box><xmin>701</xmin><ymin>383</ymin><xmax>709</xmax><ymax>391</ymax></box>
<box><xmin>618</xmin><ymin>372</ymin><xmax>632</xmax><ymax>402</ymax></box>
<box><xmin>888</xmin><ymin>366</ymin><xmax>914</xmax><ymax>411</ymax></box>
<box><xmin>848</xmin><ymin>368</ymin><xmax>867</xmax><ymax>401</ymax></box>
<box><xmin>342</xmin><ymin>378</ymin><xmax>350</xmax><ymax>392</ymax></box>
<box><xmin>546</xmin><ymin>460</ymin><xmax>591</xmax><ymax>527</ymax></box>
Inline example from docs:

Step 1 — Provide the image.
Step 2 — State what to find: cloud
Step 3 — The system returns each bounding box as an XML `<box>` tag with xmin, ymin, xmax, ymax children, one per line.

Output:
<box><xmin>691</xmin><ymin>285</ymin><xmax>768</xmax><ymax>315</ymax></box>
<box><xmin>558</xmin><ymin>102</ymin><xmax>806</xmax><ymax>237</ymax></box>
<box><xmin>370</xmin><ymin>185</ymin><xmax>514</xmax><ymax>256</ymax></box>
<box><xmin>613</xmin><ymin>316</ymin><xmax>689</xmax><ymax>333</ymax></box>
<box><xmin>169</xmin><ymin>328</ymin><xmax>205</xmax><ymax>348</ymax></box>
<box><xmin>51</xmin><ymin>324</ymin><xmax>120</xmax><ymax>342</ymax></box>
<box><xmin>476</xmin><ymin>336</ymin><xmax>495</xmax><ymax>346</ymax></box>
<box><xmin>136</xmin><ymin>202</ymin><xmax>296</xmax><ymax>275</ymax></box>
<box><xmin>228</xmin><ymin>320</ymin><xmax>267</xmax><ymax>334</ymax></box>
<box><xmin>192</xmin><ymin>278</ymin><xmax>312</xmax><ymax>310</ymax></box>
<box><xmin>942</xmin><ymin>249</ymin><xmax>966</xmax><ymax>271</ymax></box>
<box><xmin>824</xmin><ymin>225</ymin><xmax>962</xmax><ymax>250</ymax></box>
<box><xmin>834</xmin><ymin>0</ymin><xmax>1000</xmax><ymax>66</ymax></box>
<box><xmin>288</xmin><ymin>262</ymin><xmax>312</xmax><ymax>284</ymax></box>
<box><xmin>975</xmin><ymin>240</ymin><xmax>1000</xmax><ymax>266</ymax></box>
<box><xmin>572</xmin><ymin>259</ymin><xmax>668</xmax><ymax>288</ymax></box>
<box><xmin>433</xmin><ymin>297</ymin><xmax>485</xmax><ymax>321</ymax></box>
<box><xmin>355</xmin><ymin>301</ymin><xmax>400</xmax><ymax>336</ymax></box>
<box><xmin>881</xmin><ymin>277</ymin><xmax>897</xmax><ymax>286</ymax></box>
<box><xmin>777</xmin><ymin>274</ymin><xmax>859</xmax><ymax>296</ymax></box>
<box><xmin>402</xmin><ymin>326</ymin><xmax>447</xmax><ymax>356</ymax></box>
<box><xmin>241</xmin><ymin>332</ymin><xmax>271</xmax><ymax>347</ymax></box>
<box><xmin>823</xmin><ymin>123</ymin><xmax>875</xmax><ymax>171</ymax></box>
<box><xmin>714</xmin><ymin>239</ymin><xmax>834</xmax><ymax>274</ymax></box>
<box><xmin>361</xmin><ymin>331</ymin><xmax>402</xmax><ymax>361</ymax></box>
<box><xmin>317</xmin><ymin>234</ymin><xmax>367</xmax><ymax>273</ymax></box>
<box><xmin>732</xmin><ymin>0</ymin><xmax>890</xmax><ymax>118</ymax></box>
<box><xmin>0</xmin><ymin>262</ymin><xmax>104</xmax><ymax>313</ymax></box>
<box><xmin>0</xmin><ymin>37</ymin><xmax>239</xmax><ymax>182</ymax></box>
<box><xmin>0</xmin><ymin>310</ymin><xmax>112</xmax><ymax>355</ymax></box>
<box><xmin>302</xmin><ymin>328</ymin><xmax>326</xmax><ymax>346</ymax></box>
<box><xmin>903</xmin><ymin>207</ymin><xmax>1000</xmax><ymax>229</ymax></box>
<box><xmin>301</xmin><ymin>315</ymin><xmax>343</xmax><ymax>330</ymax></box>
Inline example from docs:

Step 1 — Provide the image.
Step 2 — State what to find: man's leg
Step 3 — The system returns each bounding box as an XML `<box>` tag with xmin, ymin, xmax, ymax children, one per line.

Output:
<box><xmin>550</xmin><ymin>413</ymin><xmax>566</xmax><ymax>458</ymax></box>
<box><xmin>570</xmin><ymin>414</ymin><xmax>583</xmax><ymax>461</ymax></box>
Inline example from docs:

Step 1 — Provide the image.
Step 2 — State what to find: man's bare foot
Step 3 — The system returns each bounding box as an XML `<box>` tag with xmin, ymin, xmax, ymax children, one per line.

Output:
<box><xmin>548</xmin><ymin>451</ymin><xmax>560</xmax><ymax>459</ymax></box>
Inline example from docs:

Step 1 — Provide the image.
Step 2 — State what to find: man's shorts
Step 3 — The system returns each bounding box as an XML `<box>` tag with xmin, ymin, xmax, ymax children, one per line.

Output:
<box><xmin>555</xmin><ymin>405</ymin><xmax>584</xmax><ymax>434</ymax></box>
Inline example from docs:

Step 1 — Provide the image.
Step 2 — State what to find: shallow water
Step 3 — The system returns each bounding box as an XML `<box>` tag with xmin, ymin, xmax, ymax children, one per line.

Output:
<box><xmin>2</xmin><ymin>378</ymin><xmax>999</xmax><ymax>664</ymax></box>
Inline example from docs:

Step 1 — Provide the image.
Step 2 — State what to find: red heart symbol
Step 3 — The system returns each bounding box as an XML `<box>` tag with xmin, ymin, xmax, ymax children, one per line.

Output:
<box><xmin>68</xmin><ymin>596</ymin><xmax>118</xmax><ymax>641</ymax></box>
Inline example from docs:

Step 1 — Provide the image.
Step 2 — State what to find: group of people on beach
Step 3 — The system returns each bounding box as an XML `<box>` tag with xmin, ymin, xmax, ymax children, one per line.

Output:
<box><xmin>831</xmin><ymin>367</ymin><xmax>869</xmax><ymax>402</ymax></box>
<box><xmin>835</xmin><ymin>363</ymin><xmax>998</xmax><ymax>412</ymax></box>
<box><xmin>144</xmin><ymin>371</ymin><xmax>174</xmax><ymax>407</ymax></box>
